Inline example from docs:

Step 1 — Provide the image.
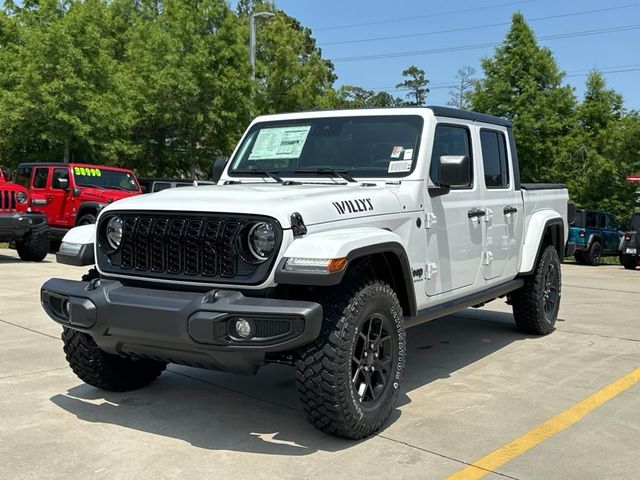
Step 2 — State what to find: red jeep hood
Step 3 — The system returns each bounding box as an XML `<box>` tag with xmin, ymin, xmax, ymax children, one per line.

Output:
<box><xmin>78</xmin><ymin>187</ymin><xmax>140</xmax><ymax>203</ymax></box>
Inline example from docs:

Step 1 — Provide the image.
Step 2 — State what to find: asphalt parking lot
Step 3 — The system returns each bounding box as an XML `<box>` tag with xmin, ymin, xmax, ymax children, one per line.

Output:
<box><xmin>1</xmin><ymin>248</ymin><xmax>638</xmax><ymax>480</ymax></box>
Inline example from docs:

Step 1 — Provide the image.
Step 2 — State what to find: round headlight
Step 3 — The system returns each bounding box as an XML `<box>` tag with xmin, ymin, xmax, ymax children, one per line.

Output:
<box><xmin>248</xmin><ymin>222</ymin><xmax>276</xmax><ymax>260</ymax></box>
<box><xmin>106</xmin><ymin>216</ymin><xmax>123</xmax><ymax>250</ymax></box>
<box><xmin>15</xmin><ymin>191</ymin><xmax>28</xmax><ymax>204</ymax></box>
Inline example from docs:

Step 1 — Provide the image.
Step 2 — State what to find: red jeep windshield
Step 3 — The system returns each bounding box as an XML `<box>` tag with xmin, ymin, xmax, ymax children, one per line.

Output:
<box><xmin>72</xmin><ymin>166</ymin><xmax>139</xmax><ymax>192</ymax></box>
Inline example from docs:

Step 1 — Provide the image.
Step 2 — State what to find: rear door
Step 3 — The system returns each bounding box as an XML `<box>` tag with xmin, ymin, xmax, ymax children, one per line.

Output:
<box><xmin>477</xmin><ymin>126</ymin><xmax>522</xmax><ymax>280</ymax></box>
<box><xmin>424</xmin><ymin>121</ymin><xmax>483</xmax><ymax>296</ymax></box>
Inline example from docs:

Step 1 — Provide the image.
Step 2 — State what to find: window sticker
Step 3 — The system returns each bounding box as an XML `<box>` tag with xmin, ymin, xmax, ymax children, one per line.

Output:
<box><xmin>388</xmin><ymin>160</ymin><xmax>412</xmax><ymax>173</ymax></box>
<box><xmin>390</xmin><ymin>146</ymin><xmax>404</xmax><ymax>158</ymax></box>
<box><xmin>248</xmin><ymin>126</ymin><xmax>312</xmax><ymax>160</ymax></box>
<box><xmin>403</xmin><ymin>149</ymin><xmax>413</xmax><ymax>160</ymax></box>
<box><xmin>74</xmin><ymin>167</ymin><xmax>102</xmax><ymax>177</ymax></box>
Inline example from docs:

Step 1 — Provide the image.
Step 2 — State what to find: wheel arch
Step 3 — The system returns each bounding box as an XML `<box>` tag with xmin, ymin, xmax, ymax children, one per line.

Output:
<box><xmin>519</xmin><ymin>211</ymin><xmax>565</xmax><ymax>275</ymax></box>
<box><xmin>275</xmin><ymin>228</ymin><xmax>417</xmax><ymax>316</ymax></box>
<box><xmin>76</xmin><ymin>202</ymin><xmax>105</xmax><ymax>225</ymax></box>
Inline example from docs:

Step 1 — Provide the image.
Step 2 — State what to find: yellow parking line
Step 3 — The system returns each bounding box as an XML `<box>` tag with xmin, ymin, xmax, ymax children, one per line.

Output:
<box><xmin>445</xmin><ymin>367</ymin><xmax>640</xmax><ymax>480</ymax></box>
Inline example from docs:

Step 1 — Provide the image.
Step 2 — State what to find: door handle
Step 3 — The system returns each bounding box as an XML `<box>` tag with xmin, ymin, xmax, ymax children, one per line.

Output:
<box><xmin>504</xmin><ymin>206</ymin><xmax>518</xmax><ymax>215</ymax></box>
<box><xmin>46</xmin><ymin>195</ymin><xmax>54</xmax><ymax>201</ymax></box>
<box><xmin>468</xmin><ymin>208</ymin><xmax>486</xmax><ymax>219</ymax></box>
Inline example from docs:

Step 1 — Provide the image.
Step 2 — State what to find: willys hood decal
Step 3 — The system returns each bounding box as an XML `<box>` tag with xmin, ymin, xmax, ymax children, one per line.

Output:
<box><xmin>101</xmin><ymin>183</ymin><xmax>402</xmax><ymax>228</ymax></box>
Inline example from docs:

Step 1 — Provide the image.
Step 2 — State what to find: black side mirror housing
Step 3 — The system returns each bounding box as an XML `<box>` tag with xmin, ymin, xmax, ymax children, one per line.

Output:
<box><xmin>57</xmin><ymin>177</ymin><xmax>69</xmax><ymax>190</ymax></box>
<box><xmin>438</xmin><ymin>155</ymin><xmax>471</xmax><ymax>188</ymax></box>
<box><xmin>211</xmin><ymin>157</ymin><xmax>228</xmax><ymax>183</ymax></box>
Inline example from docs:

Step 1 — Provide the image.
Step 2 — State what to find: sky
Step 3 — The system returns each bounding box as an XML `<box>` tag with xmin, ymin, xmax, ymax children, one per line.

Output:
<box><xmin>235</xmin><ymin>0</ymin><xmax>640</xmax><ymax>109</ymax></box>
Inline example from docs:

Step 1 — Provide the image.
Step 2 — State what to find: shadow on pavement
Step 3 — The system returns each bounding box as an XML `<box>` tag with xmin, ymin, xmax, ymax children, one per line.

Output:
<box><xmin>0</xmin><ymin>252</ymin><xmax>51</xmax><ymax>264</ymax></box>
<box><xmin>50</xmin><ymin>307</ymin><xmax>542</xmax><ymax>455</ymax></box>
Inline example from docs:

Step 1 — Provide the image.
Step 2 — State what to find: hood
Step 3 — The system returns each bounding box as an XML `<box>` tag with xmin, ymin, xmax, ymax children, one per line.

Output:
<box><xmin>100</xmin><ymin>182</ymin><xmax>403</xmax><ymax>228</ymax></box>
<box><xmin>80</xmin><ymin>188</ymin><xmax>140</xmax><ymax>203</ymax></box>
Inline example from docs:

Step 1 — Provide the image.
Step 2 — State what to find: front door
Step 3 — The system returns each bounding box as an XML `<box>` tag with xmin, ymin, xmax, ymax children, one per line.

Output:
<box><xmin>50</xmin><ymin>167</ymin><xmax>72</xmax><ymax>227</ymax></box>
<box><xmin>425</xmin><ymin>122</ymin><xmax>484</xmax><ymax>296</ymax></box>
<box><xmin>478</xmin><ymin>127</ymin><xmax>522</xmax><ymax>280</ymax></box>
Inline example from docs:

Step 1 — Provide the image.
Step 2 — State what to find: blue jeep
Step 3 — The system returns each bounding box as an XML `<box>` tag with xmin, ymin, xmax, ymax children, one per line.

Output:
<box><xmin>568</xmin><ymin>209</ymin><xmax>623</xmax><ymax>266</ymax></box>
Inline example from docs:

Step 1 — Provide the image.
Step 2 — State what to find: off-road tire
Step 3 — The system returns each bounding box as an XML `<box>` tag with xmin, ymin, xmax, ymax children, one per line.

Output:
<box><xmin>296</xmin><ymin>277</ymin><xmax>406</xmax><ymax>439</ymax></box>
<box><xmin>511</xmin><ymin>245</ymin><xmax>561</xmax><ymax>335</ymax></box>
<box><xmin>584</xmin><ymin>241</ymin><xmax>602</xmax><ymax>266</ymax></box>
<box><xmin>62</xmin><ymin>328</ymin><xmax>166</xmax><ymax>391</ymax></box>
<box><xmin>621</xmin><ymin>254</ymin><xmax>637</xmax><ymax>270</ymax></box>
<box><xmin>16</xmin><ymin>223</ymin><xmax>50</xmax><ymax>262</ymax></box>
<box><xmin>77</xmin><ymin>213</ymin><xmax>97</xmax><ymax>226</ymax></box>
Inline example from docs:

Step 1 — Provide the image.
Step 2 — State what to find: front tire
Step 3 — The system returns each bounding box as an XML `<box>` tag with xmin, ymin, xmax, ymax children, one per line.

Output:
<box><xmin>585</xmin><ymin>241</ymin><xmax>602</xmax><ymax>266</ymax></box>
<box><xmin>62</xmin><ymin>328</ymin><xmax>166</xmax><ymax>391</ymax></box>
<box><xmin>296</xmin><ymin>277</ymin><xmax>406</xmax><ymax>439</ymax></box>
<box><xmin>77</xmin><ymin>212</ymin><xmax>97</xmax><ymax>226</ymax></box>
<box><xmin>511</xmin><ymin>245</ymin><xmax>561</xmax><ymax>335</ymax></box>
<box><xmin>16</xmin><ymin>223</ymin><xmax>50</xmax><ymax>262</ymax></box>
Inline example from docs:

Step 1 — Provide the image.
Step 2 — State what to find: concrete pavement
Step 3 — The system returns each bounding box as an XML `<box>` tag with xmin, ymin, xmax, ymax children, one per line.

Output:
<box><xmin>1</xmin><ymin>248</ymin><xmax>638</xmax><ymax>479</ymax></box>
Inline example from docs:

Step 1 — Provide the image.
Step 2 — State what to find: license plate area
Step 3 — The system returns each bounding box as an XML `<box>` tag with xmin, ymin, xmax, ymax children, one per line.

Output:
<box><xmin>625</xmin><ymin>248</ymin><xmax>637</xmax><ymax>255</ymax></box>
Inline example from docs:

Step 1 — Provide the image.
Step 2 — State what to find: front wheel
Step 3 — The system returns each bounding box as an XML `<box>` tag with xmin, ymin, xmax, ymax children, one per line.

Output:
<box><xmin>76</xmin><ymin>212</ymin><xmax>97</xmax><ymax>226</ymax></box>
<box><xmin>62</xmin><ymin>328</ymin><xmax>166</xmax><ymax>391</ymax></box>
<box><xmin>585</xmin><ymin>241</ymin><xmax>602</xmax><ymax>266</ymax></box>
<box><xmin>16</xmin><ymin>223</ymin><xmax>50</xmax><ymax>262</ymax></box>
<box><xmin>296</xmin><ymin>278</ymin><xmax>406</xmax><ymax>439</ymax></box>
<box><xmin>511</xmin><ymin>245</ymin><xmax>561</xmax><ymax>335</ymax></box>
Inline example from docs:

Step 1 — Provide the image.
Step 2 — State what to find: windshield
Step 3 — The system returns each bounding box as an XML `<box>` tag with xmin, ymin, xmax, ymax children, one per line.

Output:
<box><xmin>229</xmin><ymin>115</ymin><xmax>423</xmax><ymax>178</ymax></box>
<box><xmin>72</xmin><ymin>166</ymin><xmax>139</xmax><ymax>192</ymax></box>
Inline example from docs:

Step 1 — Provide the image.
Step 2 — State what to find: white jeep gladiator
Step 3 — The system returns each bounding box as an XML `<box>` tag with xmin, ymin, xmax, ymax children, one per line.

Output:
<box><xmin>42</xmin><ymin>107</ymin><xmax>570</xmax><ymax>439</ymax></box>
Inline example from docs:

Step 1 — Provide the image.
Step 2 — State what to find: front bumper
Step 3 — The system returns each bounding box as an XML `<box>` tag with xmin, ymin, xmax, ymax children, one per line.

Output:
<box><xmin>41</xmin><ymin>278</ymin><xmax>323</xmax><ymax>374</ymax></box>
<box><xmin>0</xmin><ymin>212</ymin><xmax>46</xmax><ymax>240</ymax></box>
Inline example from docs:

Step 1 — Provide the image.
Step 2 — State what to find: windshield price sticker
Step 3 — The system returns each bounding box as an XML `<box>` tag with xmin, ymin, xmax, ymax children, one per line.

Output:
<box><xmin>249</xmin><ymin>126</ymin><xmax>312</xmax><ymax>160</ymax></box>
<box><xmin>388</xmin><ymin>160</ymin><xmax>412</xmax><ymax>173</ymax></box>
<box><xmin>74</xmin><ymin>167</ymin><xmax>102</xmax><ymax>177</ymax></box>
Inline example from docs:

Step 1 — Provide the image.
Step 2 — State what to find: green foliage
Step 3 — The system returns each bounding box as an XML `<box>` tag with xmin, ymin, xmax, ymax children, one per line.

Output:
<box><xmin>334</xmin><ymin>86</ymin><xmax>404</xmax><ymax>109</ymax></box>
<box><xmin>471</xmin><ymin>13</ymin><xmax>577</xmax><ymax>183</ymax></box>
<box><xmin>396</xmin><ymin>65</ymin><xmax>429</xmax><ymax>105</ymax></box>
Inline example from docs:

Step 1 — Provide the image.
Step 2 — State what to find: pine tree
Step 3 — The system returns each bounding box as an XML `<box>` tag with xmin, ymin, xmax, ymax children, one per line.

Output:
<box><xmin>471</xmin><ymin>13</ymin><xmax>576</xmax><ymax>182</ymax></box>
<box><xmin>396</xmin><ymin>66</ymin><xmax>429</xmax><ymax>105</ymax></box>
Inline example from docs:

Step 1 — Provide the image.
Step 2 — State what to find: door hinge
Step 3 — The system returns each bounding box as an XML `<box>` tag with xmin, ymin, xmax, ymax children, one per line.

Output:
<box><xmin>483</xmin><ymin>251</ymin><xmax>494</xmax><ymax>265</ymax></box>
<box><xmin>426</xmin><ymin>262</ymin><xmax>438</xmax><ymax>279</ymax></box>
<box><xmin>425</xmin><ymin>212</ymin><xmax>437</xmax><ymax>229</ymax></box>
<box><xmin>484</xmin><ymin>208</ymin><xmax>494</xmax><ymax>223</ymax></box>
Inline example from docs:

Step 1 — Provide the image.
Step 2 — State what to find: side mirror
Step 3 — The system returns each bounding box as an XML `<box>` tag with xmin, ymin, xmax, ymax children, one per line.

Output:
<box><xmin>57</xmin><ymin>177</ymin><xmax>69</xmax><ymax>190</ymax></box>
<box><xmin>438</xmin><ymin>155</ymin><xmax>471</xmax><ymax>188</ymax></box>
<box><xmin>211</xmin><ymin>157</ymin><xmax>228</xmax><ymax>183</ymax></box>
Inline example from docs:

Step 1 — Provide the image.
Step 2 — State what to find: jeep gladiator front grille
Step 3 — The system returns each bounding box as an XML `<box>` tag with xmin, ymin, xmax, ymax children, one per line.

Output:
<box><xmin>0</xmin><ymin>190</ymin><xmax>17</xmax><ymax>212</ymax></box>
<box><xmin>97</xmin><ymin>212</ymin><xmax>281</xmax><ymax>285</ymax></box>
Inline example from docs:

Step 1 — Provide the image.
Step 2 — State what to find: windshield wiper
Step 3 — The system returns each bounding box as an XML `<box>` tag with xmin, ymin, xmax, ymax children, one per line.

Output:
<box><xmin>294</xmin><ymin>168</ymin><xmax>357</xmax><ymax>183</ymax></box>
<box><xmin>233</xmin><ymin>168</ymin><xmax>283</xmax><ymax>183</ymax></box>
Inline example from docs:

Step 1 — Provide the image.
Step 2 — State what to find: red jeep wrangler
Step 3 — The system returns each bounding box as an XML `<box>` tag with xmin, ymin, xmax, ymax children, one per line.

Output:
<box><xmin>0</xmin><ymin>166</ymin><xmax>49</xmax><ymax>261</ymax></box>
<box><xmin>14</xmin><ymin>163</ymin><xmax>142</xmax><ymax>232</ymax></box>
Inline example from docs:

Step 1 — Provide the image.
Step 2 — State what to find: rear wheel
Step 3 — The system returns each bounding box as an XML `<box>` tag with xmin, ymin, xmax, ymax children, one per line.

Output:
<box><xmin>296</xmin><ymin>276</ymin><xmax>406</xmax><ymax>439</ymax></box>
<box><xmin>584</xmin><ymin>241</ymin><xmax>602</xmax><ymax>266</ymax></box>
<box><xmin>62</xmin><ymin>328</ymin><xmax>166</xmax><ymax>391</ymax></box>
<box><xmin>621</xmin><ymin>254</ymin><xmax>637</xmax><ymax>270</ymax></box>
<box><xmin>511</xmin><ymin>245</ymin><xmax>561</xmax><ymax>335</ymax></box>
<box><xmin>16</xmin><ymin>223</ymin><xmax>50</xmax><ymax>262</ymax></box>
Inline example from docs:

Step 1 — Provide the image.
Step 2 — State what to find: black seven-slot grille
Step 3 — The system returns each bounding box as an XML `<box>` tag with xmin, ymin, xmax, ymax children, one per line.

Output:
<box><xmin>97</xmin><ymin>212</ymin><xmax>281</xmax><ymax>285</ymax></box>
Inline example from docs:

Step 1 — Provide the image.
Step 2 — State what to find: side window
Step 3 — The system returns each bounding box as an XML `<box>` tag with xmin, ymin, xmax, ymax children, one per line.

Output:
<box><xmin>586</xmin><ymin>212</ymin><xmax>597</xmax><ymax>229</ymax></box>
<box><xmin>597</xmin><ymin>214</ymin><xmax>606</xmax><ymax>229</ymax></box>
<box><xmin>33</xmin><ymin>167</ymin><xmax>49</xmax><ymax>189</ymax></box>
<box><xmin>153</xmin><ymin>182</ymin><xmax>171</xmax><ymax>192</ymax></box>
<box><xmin>607</xmin><ymin>215</ymin><xmax>617</xmax><ymax>230</ymax></box>
<box><xmin>15</xmin><ymin>167</ymin><xmax>33</xmax><ymax>188</ymax></box>
<box><xmin>480</xmin><ymin>129</ymin><xmax>509</xmax><ymax>188</ymax></box>
<box><xmin>52</xmin><ymin>168</ymin><xmax>69</xmax><ymax>189</ymax></box>
<box><xmin>429</xmin><ymin>124</ymin><xmax>473</xmax><ymax>188</ymax></box>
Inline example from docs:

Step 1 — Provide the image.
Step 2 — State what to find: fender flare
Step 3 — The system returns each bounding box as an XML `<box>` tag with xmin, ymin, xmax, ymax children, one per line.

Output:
<box><xmin>274</xmin><ymin>228</ymin><xmax>417</xmax><ymax>315</ymax></box>
<box><xmin>76</xmin><ymin>202</ymin><xmax>107</xmax><ymax>224</ymax></box>
<box><xmin>587</xmin><ymin>234</ymin><xmax>602</xmax><ymax>249</ymax></box>
<box><xmin>519</xmin><ymin>210</ymin><xmax>565</xmax><ymax>275</ymax></box>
